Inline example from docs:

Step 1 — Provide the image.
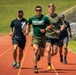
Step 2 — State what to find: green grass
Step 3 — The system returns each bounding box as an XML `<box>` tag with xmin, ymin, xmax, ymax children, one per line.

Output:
<box><xmin>0</xmin><ymin>0</ymin><xmax>76</xmax><ymax>33</ymax></box>
<box><xmin>0</xmin><ymin>0</ymin><xmax>76</xmax><ymax>53</ymax></box>
<box><xmin>68</xmin><ymin>40</ymin><xmax>76</xmax><ymax>53</ymax></box>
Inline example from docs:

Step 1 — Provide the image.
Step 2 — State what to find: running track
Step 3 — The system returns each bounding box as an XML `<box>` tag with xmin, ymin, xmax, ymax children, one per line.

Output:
<box><xmin>0</xmin><ymin>34</ymin><xmax>76</xmax><ymax>75</ymax></box>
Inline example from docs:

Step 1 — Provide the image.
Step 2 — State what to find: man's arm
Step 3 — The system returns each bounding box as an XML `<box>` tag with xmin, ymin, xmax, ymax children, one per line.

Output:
<box><xmin>45</xmin><ymin>24</ymin><xmax>52</xmax><ymax>31</ymax></box>
<box><xmin>9</xmin><ymin>27</ymin><xmax>13</xmax><ymax>36</ymax></box>
<box><xmin>40</xmin><ymin>24</ymin><xmax>52</xmax><ymax>33</ymax></box>
<box><xmin>68</xmin><ymin>27</ymin><xmax>72</xmax><ymax>37</ymax></box>
<box><xmin>25</xmin><ymin>24</ymin><xmax>31</xmax><ymax>35</ymax></box>
<box><xmin>56</xmin><ymin>24</ymin><xmax>65</xmax><ymax>34</ymax></box>
<box><xmin>9</xmin><ymin>21</ymin><xmax>14</xmax><ymax>36</ymax></box>
<box><xmin>60</xmin><ymin>24</ymin><xmax>65</xmax><ymax>31</ymax></box>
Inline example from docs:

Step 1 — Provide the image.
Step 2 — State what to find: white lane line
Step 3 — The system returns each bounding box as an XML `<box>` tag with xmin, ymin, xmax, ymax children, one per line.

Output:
<box><xmin>0</xmin><ymin>46</ymin><xmax>12</xmax><ymax>57</ymax></box>
<box><xmin>17</xmin><ymin>40</ymin><xmax>30</xmax><ymax>75</ymax></box>
<box><xmin>51</xmin><ymin>63</ymin><xmax>59</xmax><ymax>75</ymax></box>
<box><xmin>68</xmin><ymin>49</ymin><xmax>76</xmax><ymax>54</ymax></box>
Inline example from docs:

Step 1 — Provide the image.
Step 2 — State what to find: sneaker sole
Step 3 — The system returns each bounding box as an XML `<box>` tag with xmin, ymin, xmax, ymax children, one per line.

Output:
<box><xmin>34</xmin><ymin>70</ymin><xmax>38</xmax><ymax>73</ymax></box>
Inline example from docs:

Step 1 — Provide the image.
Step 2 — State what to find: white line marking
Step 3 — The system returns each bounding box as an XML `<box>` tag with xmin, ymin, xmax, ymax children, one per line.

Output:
<box><xmin>17</xmin><ymin>40</ymin><xmax>30</xmax><ymax>75</ymax></box>
<box><xmin>68</xmin><ymin>49</ymin><xmax>76</xmax><ymax>54</ymax></box>
<box><xmin>62</xmin><ymin>5</ymin><xmax>76</xmax><ymax>14</ymax></box>
<box><xmin>51</xmin><ymin>63</ymin><xmax>59</xmax><ymax>75</ymax></box>
<box><xmin>0</xmin><ymin>46</ymin><xmax>12</xmax><ymax>57</ymax></box>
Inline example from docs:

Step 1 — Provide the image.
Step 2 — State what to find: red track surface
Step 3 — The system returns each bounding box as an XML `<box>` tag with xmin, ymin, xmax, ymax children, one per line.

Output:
<box><xmin>0</xmin><ymin>34</ymin><xmax>76</xmax><ymax>75</ymax></box>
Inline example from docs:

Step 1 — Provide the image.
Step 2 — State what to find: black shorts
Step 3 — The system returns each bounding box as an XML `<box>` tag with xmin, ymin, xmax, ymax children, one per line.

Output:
<box><xmin>46</xmin><ymin>36</ymin><xmax>59</xmax><ymax>46</ymax></box>
<box><xmin>59</xmin><ymin>36</ymin><xmax>69</xmax><ymax>47</ymax></box>
<box><xmin>12</xmin><ymin>35</ymin><xmax>26</xmax><ymax>49</ymax></box>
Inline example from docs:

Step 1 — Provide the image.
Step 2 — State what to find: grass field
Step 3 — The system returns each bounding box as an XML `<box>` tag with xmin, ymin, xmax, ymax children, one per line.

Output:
<box><xmin>68</xmin><ymin>39</ymin><xmax>76</xmax><ymax>53</ymax></box>
<box><xmin>0</xmin><ymin>0</ymin><xmax>76</xmax><ymax>33</ymax></box>
<box><xmin>0</xmin><ymin>0</ymin><xmax>76</xmax><ymax>53</ymax></box>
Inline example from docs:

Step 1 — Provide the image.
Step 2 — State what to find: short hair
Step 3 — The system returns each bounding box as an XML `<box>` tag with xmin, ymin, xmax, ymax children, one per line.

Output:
<box><xmin>59</xmin><ymin>14</ymin><xmax>65</xmax><ymax>18</ymax></box>
<box><xmin>48</xmin><ymin>3</ymin><xmax>55</xmax><ymax>9</ymax></box>
<box><xmin>17</xmin><ymin>9</ymin><xmax>23</xmax><ymax>13</ymax></box>
<box><xmin>35</xmin><ymin>6</ymin><xmax>42</xmax><ymax>11</ymax></box>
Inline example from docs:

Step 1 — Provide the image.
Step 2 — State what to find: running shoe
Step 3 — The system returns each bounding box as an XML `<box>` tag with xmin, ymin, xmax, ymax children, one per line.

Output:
<box><xmin>34</xmin><ymin>67</ymin><xmax>38</xmax><ymax>73</ymax></box>
<box><xmin>60</xmin><ymin>54</ymin><xmax>63</xmax><ymax>62</ymax></box>
<box><xmin>63</xmin><ymin>59</ymin><xmax>68</xmax><ymax>64</ymax></box>
<box><xmin>16</xmin><ymin>62</ymin><xmax>20</xmax><ymax>68</ymax></box>
<box><xmin>47</xmin><ymin>65</ymin><xmax>51</xmax><ymax>71</ymax></box>
<box><xmin>12</xmin><ymin>61</ymin><xmax>17</xmax><ymax>67</ymax></box>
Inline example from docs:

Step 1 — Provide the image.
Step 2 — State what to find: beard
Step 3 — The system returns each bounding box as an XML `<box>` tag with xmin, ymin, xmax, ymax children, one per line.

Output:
<box><xmin>18</xmin><ymin>15</ymin><xmax>23</xmax><ymax>18</ymax></box>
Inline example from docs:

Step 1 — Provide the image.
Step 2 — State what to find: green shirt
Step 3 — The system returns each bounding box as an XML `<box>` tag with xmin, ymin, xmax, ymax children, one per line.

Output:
<box><xmin>46</xmin><ymin>13</ymin><xmax>64</xmax><ymax>39</ymax></box>
<box><xmin>28</xmin><ymin>14</ymin><xmax>51</xmax><ymax>36</ymax></box>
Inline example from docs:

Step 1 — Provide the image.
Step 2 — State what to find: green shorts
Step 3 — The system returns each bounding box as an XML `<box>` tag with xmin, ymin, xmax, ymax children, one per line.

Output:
<box><xmin>32</xmin><ymin>35</ymin><xmax>46</xmax><ymax>48</ymax></box>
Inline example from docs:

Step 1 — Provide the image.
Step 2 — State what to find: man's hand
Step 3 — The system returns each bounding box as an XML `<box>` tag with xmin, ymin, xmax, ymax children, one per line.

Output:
<box><xmin>70</xmin><ymin>34</ymin><xmax>72</xmax><ymax>38</ymax></box>
<box><xmin>40</xmin><ymin>29</ymin><xmax>46</xmax><ymax>33</ymax></box>
<box><xmin>55</xmin><ymin>30</ymin><xmax>61</xmax><ymax>35</ymax></box>
<box><xmin>9</xmin><ymin>32</ymin><xmax>13</xmax><ymax>36</ymax></box>
<box><xmin>25</xmin><ymin>30</ymin><xmax>29</xmax><ymax>35</ymax></box>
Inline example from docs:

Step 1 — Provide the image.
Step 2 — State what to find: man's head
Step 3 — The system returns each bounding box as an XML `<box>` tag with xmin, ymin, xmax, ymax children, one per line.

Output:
<box><xmin>35</xmin><ymin>6</ymin><xmax>42</xmax><ymax>17</ymax></box>
<box><xmin>59</xmin><ymin>14</ymin><xmax>65</xmax><ymax>18</ymax></box>
<box><xmin>17</xmin><ymin>9</ymin><xmax>24</xmax><ymax>18</ymax></box>
<box><xmin>48</xmin><ymin>3</ymin><xmax>55</xmax><ymax>14</ymax></box>
<box><xmin>59</xmin><ymin>14</ymin><xmax>65</xmax><ymax>20</ymax></box>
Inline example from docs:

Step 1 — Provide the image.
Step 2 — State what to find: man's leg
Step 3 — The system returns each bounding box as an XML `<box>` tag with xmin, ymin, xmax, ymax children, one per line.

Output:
<box><xmin>33</xmin><ymin>44</ymin><xmax>39</xmax><ymax>73</ymax></box>
<box><xmin>12</xmin><ymin>44</ymin><xmax>18</xmax><ymax>67</ymax></box>
<box><xmin>37</xmin><ymin>47</ymin><xmax>45</xmax><ymax>61</ymax></box>
<box><xmin>52</xmin><ymin>45</ymin><xmax>58</xmax><ymax>55</ymax></box>
<box><xmin>19</xmin><ymin>48</ymin><xmax>23</xmax><ymax>62</ymax></box>
<box><xmin>51</xmin><ymin>45</ymin><xmax>54</xmax><ymax>56</ymax></box>
<box><xmin>15</xmin><ymin>48</ymin><xmax>23</xmax><ymax>68</ymax></box>
<box><xmin>63</xmin><ymin>37</ymin><xmax>69</xmax><ymax>64</ymax></box>
<box><xmin>51</xmin><ymin>39</ymin><xmax>59</xmax><ymax>56</ymax></box>
<box><xmin>63</xmin><ymin>44</ymin><xmax>68</xmax><ymax>64</ymax></box>
<box><xmin>39</xmin><ymin>35</ymin><xmax>46</xmax><ymax>57</ymax></box>
<box><xmin>59</xmin><ymin>46</ymin><xmax>63</xmax><ymax>62</ymax></box>
<box><xmin>46</xmin><ymin>42</ymin><xmax>52</xmax><ymax>71</ymax></box>
<box><xmin>40</xmin><ymin>47</ymin><xmax>45</xmax><ymax>57</ymax></box>
<box><xmin>16</xmin><ymin>38</ymin><xmax>26</xmax><ymax>68</ymax></box>
<box><xmin>59</xmin><ymin>40</ymin><xmax>63</xmax><ymax>62</ymax></box>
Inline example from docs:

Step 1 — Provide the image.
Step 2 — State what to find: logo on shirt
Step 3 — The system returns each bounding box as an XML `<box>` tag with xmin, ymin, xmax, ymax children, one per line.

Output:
<box><xmin>32</xmin><ymin>20</ymin><xmax>44</xmax><ymax>25</ymax></box>
<box><xmin>21</xmin><ymin>22</ymin><xmax>26</xmax><ymax>30</ymax></box>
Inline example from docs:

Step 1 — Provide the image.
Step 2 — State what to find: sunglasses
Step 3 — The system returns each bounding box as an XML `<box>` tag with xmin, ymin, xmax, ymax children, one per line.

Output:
<box><xmin>36</xmin><ymin>9</ymin><xmax>41</xmax><ymax>12</ymax></box>
<box><xmin>18</xmin><ymin>11</ymin><xmax>23</xmax><ymax>13</ymax></box>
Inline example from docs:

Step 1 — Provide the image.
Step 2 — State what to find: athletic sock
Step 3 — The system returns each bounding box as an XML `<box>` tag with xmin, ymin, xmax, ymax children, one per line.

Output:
<box><xmin>60</xmin><ymin>54</ymin><xmax>63</xmax><ymax>62</ymax></box>
<box><xmin>60</xmin><ymin>54</ymin><xmax>62</xmax><ymax>57</ymax></box>
<box><xmin>48</xmin><ymin>63</ymin><xmax>51</xmax><ymax>66</ymax></box>
<box><xmin>64</xmin><ymin>56</ymin><xmax>66</xmax><ymax>60</ymax></box>
<box><xmin>34</xmin><ymin>66</ymin><xmax>37</xmax><ymax>68</ymax></box>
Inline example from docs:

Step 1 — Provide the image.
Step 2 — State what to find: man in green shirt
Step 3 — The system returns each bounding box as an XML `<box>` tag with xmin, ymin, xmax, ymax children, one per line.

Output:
<box><xmin>26</xmin><ymin>6</ymin><xmax>52</xmax><ymax>73</ymax></box>
<box><xmin>45</xmin><ymin>3</ymin><xmax>65</xmax><ymax>71</ymax></box>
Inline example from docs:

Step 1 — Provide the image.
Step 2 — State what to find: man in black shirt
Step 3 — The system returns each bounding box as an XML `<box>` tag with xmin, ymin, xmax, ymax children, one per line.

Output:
<box><xmin>10</xmin><ymin>9</ymin><xmax>27</xmax><ymax>68</ymax></box>
<box><xmin>59</xmin><ymin>14</ymin><xmax>72</xmax><ymax>64</ymax></box>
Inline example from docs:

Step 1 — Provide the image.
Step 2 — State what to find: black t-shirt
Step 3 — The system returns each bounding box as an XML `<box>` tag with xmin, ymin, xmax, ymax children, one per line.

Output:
<box><xmin>59</xmin><ymin>20</ymin><xmax>70</xmax><ymax>39</ymax></box>
<box><xmin>10</xmin><ymin>18</ymin><xmax>27</xmax><ymax>38</ymax></box>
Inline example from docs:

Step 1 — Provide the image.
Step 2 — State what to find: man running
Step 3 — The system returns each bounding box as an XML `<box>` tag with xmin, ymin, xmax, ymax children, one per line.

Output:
<box><xmin>9</xmin><ymin>9</ymin><xmax>28</xmax><ymax>68</ymax></box>
<box><xmin>26</xmin><ymin>6</ymin><xmax>52</xmax><ymax>73</ymax></box>
<box><xmin>45</xmin><ymin>3</ymin><xmax>65</xmax><ymax>70</ymax></box>
<box><xmin>59</xmin><ymin>14</ymin><xmax>72</xmax><ymax>64</ymax></box>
